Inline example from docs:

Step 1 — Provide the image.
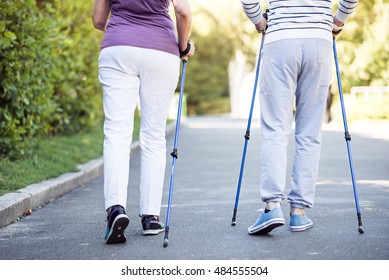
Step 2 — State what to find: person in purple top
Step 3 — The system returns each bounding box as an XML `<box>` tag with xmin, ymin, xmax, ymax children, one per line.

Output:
<box><xmin>93</xmin><ymin>0</ymin><xmax>195</xmax><ymax>244</ymax></box>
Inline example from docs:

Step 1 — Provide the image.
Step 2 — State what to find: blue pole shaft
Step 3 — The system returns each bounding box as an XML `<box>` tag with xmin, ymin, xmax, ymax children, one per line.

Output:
<box><xmin>231</xmin><ymin>35</ymin><xmax>265</xmax><ymax>226</ymax></box>
<box><xmin>333</xmin><ymin>39</ymin><xmax>363</xmax><ymax>232</ymax></box>
<box><xmin>164</xmin><ymin>59</ymin><xmax>187</xmax><ymax>246</ymax></box>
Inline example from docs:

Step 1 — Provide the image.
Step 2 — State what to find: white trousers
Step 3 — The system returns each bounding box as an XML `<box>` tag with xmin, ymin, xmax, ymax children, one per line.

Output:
<box><xmin>98</xmin><ymin>46</ymin><xmax>180</xmax><ymax>215</ymax></box>
<box><xmin>259</xmin><ymin>39</ymin><xmax>332</xmax><ymax>208</ymax></box>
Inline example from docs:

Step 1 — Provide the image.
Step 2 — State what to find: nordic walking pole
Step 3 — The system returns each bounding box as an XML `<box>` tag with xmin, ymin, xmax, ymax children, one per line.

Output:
<box><xmin>163</xmin><ymin>59</ymin><xmax>188</xmax><ymax>247</ymax></box>
<box><xmin>231</xmin><ymin>34</ymin><xmax>265</xmax><ymax>226</ymax></box>
<box><xmin>333</xmin><ymin>38</ymin><xmax>364</xmax><ymax>234</ymax></box>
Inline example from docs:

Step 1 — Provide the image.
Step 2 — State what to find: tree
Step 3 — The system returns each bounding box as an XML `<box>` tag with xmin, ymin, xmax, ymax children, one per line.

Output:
<box><xmin>335</xmin><ymin>0</ymin><xmax>388</xmax><ymax>91</ymax></box>
<box><xmin>181</xmin><ymin>2</ymin><xmax>257</xmax><ymax>115</ymax></box>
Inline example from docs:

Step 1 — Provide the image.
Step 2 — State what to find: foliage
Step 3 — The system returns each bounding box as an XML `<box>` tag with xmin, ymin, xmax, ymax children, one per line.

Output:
<box><xmin>0</xmin><ymin>0</ymin><xmax>103</xmax><ymax>159</ymax></box>
<box><xmin>46</xmin><ymin>1</ymin><xmax>103</xmax><ymax>133</ymax></box>
<box><xmin>334</xmin><ymin>0</ymin><xmax>389</xmax><ymax>92</ymax></box>
<box><xmin>184</xmin><ymin>4</ymin><xmax>253</xmax><ymax>115</ymax></box>
<box><xmin>184</xmin><ymin>28</ymin><xmax>234</xmax><ymax>115</ymax></box>
<box><xmin>0</xmin><ymin>0</ymin><xmax>59</xmax><ymax>158</ymax></box>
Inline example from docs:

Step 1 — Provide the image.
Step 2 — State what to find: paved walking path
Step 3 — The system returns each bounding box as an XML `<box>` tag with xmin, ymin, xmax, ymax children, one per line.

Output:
<box><xmin>0</xmin><ymin>116</ymin><xmax>388</xmax><ymax>261</ymax></box>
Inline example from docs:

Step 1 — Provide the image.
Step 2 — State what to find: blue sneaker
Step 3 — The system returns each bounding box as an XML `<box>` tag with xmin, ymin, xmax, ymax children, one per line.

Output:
<box><xmin>248</xmin><ymin>208</ymin><xmax>285</xmax><ymax>235</ymax></box>
<box><xmin>290</xmin><ymin>213</ymin><xmax>313</xmax><ymax>232</ymax></box>
<box><xmin>105</xmin><ymin>205</ymin><xmax>130</xmax><ymax>244</ymax></box>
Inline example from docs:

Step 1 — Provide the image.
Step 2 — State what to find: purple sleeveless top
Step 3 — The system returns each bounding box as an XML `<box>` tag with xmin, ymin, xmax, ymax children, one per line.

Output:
<box><xmin>100</xmin><ymin>0</ymin><xmax>179</xmax><ymax>57</ymax></box>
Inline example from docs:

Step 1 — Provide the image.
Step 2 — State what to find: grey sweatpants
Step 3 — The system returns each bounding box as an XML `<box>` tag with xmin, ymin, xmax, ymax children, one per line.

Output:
<box><xmin>258</xmin><ymin>38</ymin><xmax>332</xmax><ymax>208</ymax></box>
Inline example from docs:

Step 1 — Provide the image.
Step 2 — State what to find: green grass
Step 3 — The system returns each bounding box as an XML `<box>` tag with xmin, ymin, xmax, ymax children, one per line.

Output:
<box><xmin>0</xmin><ymin>114</ymin><xmax>140</xmax><ymax>196</ymax></box>
<box><xmin>0</xmin><ymin>126</ymin><xmax>103</xmax><ymax>196</ymax></box>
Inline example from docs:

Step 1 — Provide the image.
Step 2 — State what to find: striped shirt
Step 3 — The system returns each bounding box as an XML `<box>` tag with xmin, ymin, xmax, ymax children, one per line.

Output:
<box><xmin>241</xmin><ymin>0</ymin><xmax>359</xmax><ymax>44</ymax></box>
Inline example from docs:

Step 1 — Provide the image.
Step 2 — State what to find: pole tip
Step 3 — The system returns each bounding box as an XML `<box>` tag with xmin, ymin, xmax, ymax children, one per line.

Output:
<box><xmin>358</xmin><ymin>226</ymin><xmax>364</xmax><ymax>234</ymax></box>
<box><xmin>163</xmin><ymin>239</ymin><xmax>169</xmax><ymax>247</ymax></box>
<box><xmin>231</xmin><ymin>221</ymin><xmax>236</xmax><ymax>226</ymax></box>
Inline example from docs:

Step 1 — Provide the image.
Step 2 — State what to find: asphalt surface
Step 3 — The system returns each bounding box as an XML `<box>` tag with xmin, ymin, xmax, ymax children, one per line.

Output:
<box><xmin>0</xmin><ymin>116</ymin><xmax>388</xmax><ymax>260</ymax></box>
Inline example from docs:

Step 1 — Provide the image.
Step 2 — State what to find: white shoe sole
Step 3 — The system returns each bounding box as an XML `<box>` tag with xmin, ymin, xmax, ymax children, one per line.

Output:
<box><xmin>290</xmin><ymin>222</ymin><xmax>313</xmax><ymax>232</ymax></box>
<box><xmin>248</xmin><ymin>218</ymin><xmax>285</xmax><ymax>235</ymax></box>
<box><xmin>143</xmin><ymin>228</ymin><xmax>165</xmax><ymax>235</ymax></box>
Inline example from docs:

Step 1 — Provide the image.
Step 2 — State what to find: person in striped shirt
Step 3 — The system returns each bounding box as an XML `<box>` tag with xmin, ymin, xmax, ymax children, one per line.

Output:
<box><xmin>241</xmin><ymin>0</ymin><xmax>359</xmax><ymax>235</ymax></box>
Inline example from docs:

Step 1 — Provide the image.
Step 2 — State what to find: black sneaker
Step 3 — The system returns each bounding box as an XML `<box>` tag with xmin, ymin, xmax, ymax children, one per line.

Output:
<box><xmin>105</xmin><ymin>205</ymin><xmax>129</xmax><ymax>244</ymax></box>
<box><xmin>141</xmin><ymin>215</ymin><xmax>165</xmax><ymax>235</ymax></box>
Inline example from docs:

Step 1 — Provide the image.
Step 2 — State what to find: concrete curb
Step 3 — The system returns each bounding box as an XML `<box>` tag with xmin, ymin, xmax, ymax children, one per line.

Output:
<box><xmin>0</xmin><ymin>121</ymin><xmax>178</xmax><ymax>229</ymax></box>
<box><xmin>0</xmin><ymin>158</ymin><xmax>104</xmax><ymax>229</ymax></box>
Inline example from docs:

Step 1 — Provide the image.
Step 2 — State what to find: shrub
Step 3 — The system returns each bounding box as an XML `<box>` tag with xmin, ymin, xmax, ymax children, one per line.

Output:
<box><xmin>0</xmin><ymin>0</ymin><xmax>103</xmax><ymax>159</ymax></box>
<box><xmin>0</xmin><ymin>0</ymin><xmax>59</xmax><ymax>158</ymax></box>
